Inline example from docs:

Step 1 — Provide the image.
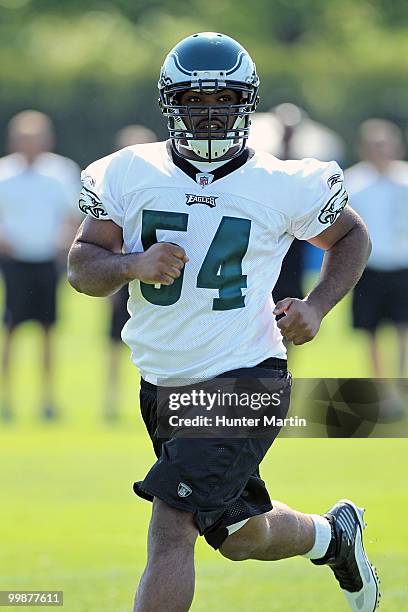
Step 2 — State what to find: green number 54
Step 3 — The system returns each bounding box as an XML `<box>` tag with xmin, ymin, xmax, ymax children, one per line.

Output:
<box><xmin>140</xmin><ymin>210</ymin><xmax>251</xmax><ymax>310</ymax></box>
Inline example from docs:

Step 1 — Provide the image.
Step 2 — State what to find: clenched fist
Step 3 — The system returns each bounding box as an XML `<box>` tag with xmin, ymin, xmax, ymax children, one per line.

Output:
<box><xmin>128</xmin><ymin>242</ymin><xmax>188</xmax><ymax>286</ymax></box>
<box><xmin>273</xmin><ymin>297</ymin><xmax>323</xmax><ymax>345</ymax></box>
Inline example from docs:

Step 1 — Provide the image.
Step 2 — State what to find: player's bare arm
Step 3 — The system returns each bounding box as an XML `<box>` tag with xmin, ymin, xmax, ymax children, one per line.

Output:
<box><xmin>274</xmin><ymin>205</ymin><xmax>371</xmax><ymax>345</ymax></box>
<box><xmin>67</xmin><ymin>216</ymin><xmax>188</xmax><ymax>297</ymax></box>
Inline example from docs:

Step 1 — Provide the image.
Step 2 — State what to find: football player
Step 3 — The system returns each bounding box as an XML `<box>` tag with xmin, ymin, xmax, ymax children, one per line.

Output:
<box><xmin>68</xmin><ymin>33</ymin><xmax>380</xmax><ymax>611</ymax></box>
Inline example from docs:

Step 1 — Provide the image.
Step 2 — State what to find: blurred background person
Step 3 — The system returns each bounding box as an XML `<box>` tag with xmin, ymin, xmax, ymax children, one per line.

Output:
<box><xmin>104</xmin><ymin>124</ymin><xmax>157</xmax><ymax>421</ymax></box>
<box><xmin>346</xmin><ymin>119</ymin><xmax>408</xmax><ymax>378</ymax></box>
<box><xmin>249</xmin><ymin>103</ymin><xmax>345</xmax><ymax>161</ymax></box>
<box><xmin>0</xmin><ymin>110</ymin><xmax>81</xmax><ymax>420</ymax></box>
<box><xmin>248</xmin><ymin>103</ymin><xmax>345</xmax><ymax>327</ymax></box>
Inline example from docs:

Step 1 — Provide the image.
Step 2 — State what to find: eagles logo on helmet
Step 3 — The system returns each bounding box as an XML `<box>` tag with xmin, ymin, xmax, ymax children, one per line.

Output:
<box><xmin>158</xmin><ymin>32</ymin><xmax>259</xmax><ymax>162</ymax></box>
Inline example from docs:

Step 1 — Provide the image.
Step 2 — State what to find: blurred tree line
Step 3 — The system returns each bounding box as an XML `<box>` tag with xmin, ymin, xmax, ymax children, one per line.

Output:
<box><xmin>0</xmin><ymin>0</ymin><xmax>407</xmax><ymax>166</ymax></box>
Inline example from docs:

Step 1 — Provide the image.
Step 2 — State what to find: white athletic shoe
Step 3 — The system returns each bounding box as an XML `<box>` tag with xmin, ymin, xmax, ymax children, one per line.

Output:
<box><xmin>312</xmin><ymin>499</ymin><xmax>381</xmax><ymax>611</ymax></box>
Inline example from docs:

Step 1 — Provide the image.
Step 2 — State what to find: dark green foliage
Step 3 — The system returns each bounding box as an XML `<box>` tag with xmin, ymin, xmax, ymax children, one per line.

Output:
<box><xmin>0</xmin><ymin>0</ymin><xmax>407</xmax><ymax>166</ymax></box>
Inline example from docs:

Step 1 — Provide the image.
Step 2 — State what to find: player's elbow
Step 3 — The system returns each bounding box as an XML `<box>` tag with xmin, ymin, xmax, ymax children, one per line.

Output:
<box><xmin>67</xmin><ymin>261</ymin><xmax>114</xmax><ymax>298</ymax></box>
<box><xmin>67</xmin><ymin>269</ymin><xmax>110</xmax><ymax>297</ymax></box>
<box><xmin>357</xmin><ymin>219</ymin><xmax>372</xmax><ymax>261</ymax></box>
<box><xmin>67</xmin><ymin>246</ymin><xmax>83</xmax><ymax>292</ymax></box>
<box><xmin>67</xmin><ymin>266</ymin><xmax>84</xmax><ymax>294</ymax></box>
<box><xmin>67</xmin><ymin>261</ymin><xmax>89</xmax><ymax>295</ymax></box>
<box><xmin>67</xmin><ymin>248</ymin><xmax>96</xmax><ymax>296</ymax></box>
<box><xmin>366</xmin><ymin>233</ymin><xmax>372</xmax><ymax>259</ymax></box>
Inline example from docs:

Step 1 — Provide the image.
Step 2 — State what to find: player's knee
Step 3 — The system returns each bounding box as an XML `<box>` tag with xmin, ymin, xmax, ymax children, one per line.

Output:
<box><xmin>149</xmin><ymin>498</ymin><xmax>198</xmax><ymax>550</ymax></box>
<box><xmin>219</xmin><ymin>516</ymin><xmax>267</xmax><ymax>561</ymax></box>
<box><xmin>219</xmin><ymin>534</ymin><xmax>254</xmax><ymax>561</ymax></box>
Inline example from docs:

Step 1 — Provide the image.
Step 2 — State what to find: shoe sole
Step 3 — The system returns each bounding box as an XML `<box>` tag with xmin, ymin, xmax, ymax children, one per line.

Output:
<box><xmin>337</xmin><ymin>499</ymin><xmax>381</xmax><ymax>611</ymax></box>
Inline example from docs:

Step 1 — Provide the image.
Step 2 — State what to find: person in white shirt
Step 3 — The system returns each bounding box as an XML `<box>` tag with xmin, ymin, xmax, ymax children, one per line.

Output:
<box><xmin>68</xmin><ymin>33</ymin><xmax>379</xmax><ymax>612</ymax></box>
<box><xmin>345</xmin><ymin>119</ymin><xmax>408</xmax><ymax>377</ymax></box>
<box><xmin>0</xmin><ymin>110</ymin><xmax>81</xmax><ymax>419</ymax></box>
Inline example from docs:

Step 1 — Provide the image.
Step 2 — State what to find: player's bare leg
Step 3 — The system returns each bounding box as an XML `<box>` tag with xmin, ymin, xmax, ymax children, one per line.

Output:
<box><xmin>368</xmin><ymin>331</ymin><xmax>382</xmax><ymax>377</ymax></box>
<box><xmin>41</xmin><ymin>326</ymin><xmax>56</xmax><ymax>419</ymax></box>
<box><xmin>396</xmin><ymin>324</ymin><xmax>408</xmax><ymax>377</ymax></box>
<box><xmin>220</xmin><ymin>499</ymin><xmax>380</xmax><ymax>611</ymax></box>
<box><xmin>1</xmin><ymin>327</ymin><xmax>14</xmax><ymax>419</ymax></box>
<box><xmin>220</xmin><ymin>501</ymin><xmax>315</xmax><ymax>561</ymax></box>
<box><xmin>134</xmin><ymin>498</ymin><xmax>198</xmax><ymax>612</ymax></box>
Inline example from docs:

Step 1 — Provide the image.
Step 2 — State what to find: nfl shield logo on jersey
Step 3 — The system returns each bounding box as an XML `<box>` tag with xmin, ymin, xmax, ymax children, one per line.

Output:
<box><xmin>177</xmin><ymin>482</ymin><xmax>193</xmax><ymax>498</ymax></box>
<box><xmin>196</xmin><ymin>172</ymin><xmax>214</xmax><ymax>188</ymax></box>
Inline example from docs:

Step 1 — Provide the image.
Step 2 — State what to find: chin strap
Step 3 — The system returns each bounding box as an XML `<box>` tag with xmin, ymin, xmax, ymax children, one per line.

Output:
<box><xmin>185</xmin><ymin>138</ymin><xmax>233</xmax><ymax>160</ymax></box>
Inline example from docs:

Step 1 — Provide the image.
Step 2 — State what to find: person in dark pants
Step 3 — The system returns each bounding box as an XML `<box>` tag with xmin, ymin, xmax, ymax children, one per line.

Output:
<box><xmin>267</xmin><ymin>105</ymin><xmax>345</xmax><ymax>317</ymax></box>
<box><xmin>346</xmin><ymin>119</ymin><xmax>408</xmax><ymax>378</ymax></box>
<box><xmin>0</xmin><ymin>110</ymin><xmax>80</xmax><ymax>419</ymax></box>
<box><xmin>271</xmin><ymin>105</ymin><xmax>306</xmax><ymax>307</ymax></box>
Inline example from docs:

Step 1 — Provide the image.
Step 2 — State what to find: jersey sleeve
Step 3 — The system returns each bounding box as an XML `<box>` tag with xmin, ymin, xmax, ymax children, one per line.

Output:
<box><xmin>79</xmin><ymin>153</ymin><xmax>125</xmax><ymax>226</ymax></box>
<box><xmin>289</xmin><ymin>160</ymin><xmax>348</xmax><ymax>241</ymax></box>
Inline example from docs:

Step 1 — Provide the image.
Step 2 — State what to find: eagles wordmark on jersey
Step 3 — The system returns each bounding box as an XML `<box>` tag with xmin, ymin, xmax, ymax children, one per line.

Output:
<box><xmin>79</xmin><ymin>140</ymin><xmax>348</xmax><ymax>384</ymax></box>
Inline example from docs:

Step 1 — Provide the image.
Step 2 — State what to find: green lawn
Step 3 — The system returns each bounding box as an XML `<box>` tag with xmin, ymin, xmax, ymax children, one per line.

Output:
<box><xmin>0</xmin><ymin>280</ymin><xmax>407</xmax><ymax>611</ymax></box>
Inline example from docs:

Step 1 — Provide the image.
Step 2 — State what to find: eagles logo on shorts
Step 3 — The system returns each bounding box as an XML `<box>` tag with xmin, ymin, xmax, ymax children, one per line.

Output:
<box><xmin>79</xmin><ymin>174</ymin><xmax>108</xmax><ymax>219</ymax></box>
<box><xmin>318</xmin><ymin>178</ymin><xmax>348</xmax><ymax>225</ymax></box>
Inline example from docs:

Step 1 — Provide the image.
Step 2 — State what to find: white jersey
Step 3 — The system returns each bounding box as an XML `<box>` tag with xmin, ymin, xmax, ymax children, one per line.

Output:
<box><xmin>345</xmin><ymin>161</ymin><xmax>408</xmax><ymax>271</ymax></box>
<box><xmin>80</xmin><ymin>141</ymin><xmax>347</xmax><ymax>384</ymax></box>
<box><xmin>0</xmin><ymin>153</ymin><xmax>81</xmax><ymax>261</ymax></box>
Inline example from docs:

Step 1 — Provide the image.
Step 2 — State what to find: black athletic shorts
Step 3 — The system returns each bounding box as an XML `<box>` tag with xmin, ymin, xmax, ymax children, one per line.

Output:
<box><xmin>1</xmin><ymin>258</ymin><xmax>58</xmax><ymax>329</ymax></box>
<box><xmin>109</xmin><ymin>284</ymin><xmax>129</xmax><ymax>341</ymax></box>
<box><xmin>352</xmin><ymin>267</ymin><xmax>408</xmax><ymax>332</ymax></box>
<box><xmin>133</xmin><ymin>357</ymin><xmax>292</xmax><ymax>550</ymax></box>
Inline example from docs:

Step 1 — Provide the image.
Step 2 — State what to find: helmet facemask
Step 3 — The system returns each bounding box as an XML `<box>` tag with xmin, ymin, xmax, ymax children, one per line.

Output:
<box><xmin>160</xmin><ymin>82</ymin><xmax>258</xmax><ymax>161</ymax></box>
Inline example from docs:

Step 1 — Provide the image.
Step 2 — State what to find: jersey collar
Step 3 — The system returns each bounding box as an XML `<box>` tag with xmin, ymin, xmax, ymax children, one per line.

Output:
<box><xmin>167</xmin><ymin>140</ymin><xmax>254</xmax><ymax>186</ymax></box>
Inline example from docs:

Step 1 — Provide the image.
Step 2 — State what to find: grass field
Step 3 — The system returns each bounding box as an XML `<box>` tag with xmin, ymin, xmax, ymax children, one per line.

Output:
<box><xmin>0</xmin><ymin>280</ymin><xmax>407</xmax><ymax>611</ymax></box>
